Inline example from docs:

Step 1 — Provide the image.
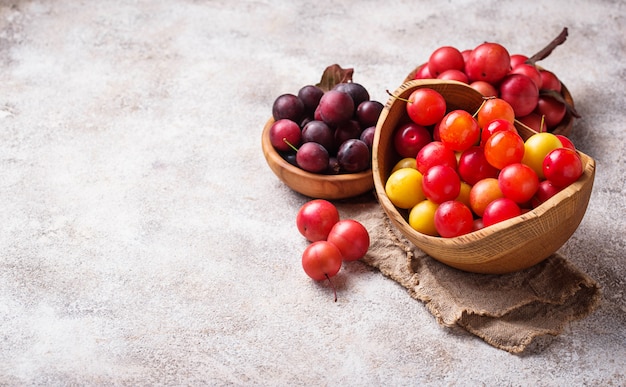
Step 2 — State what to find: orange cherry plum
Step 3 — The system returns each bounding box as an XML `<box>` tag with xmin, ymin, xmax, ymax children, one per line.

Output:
<box><xmin>476</xmin><ymin>97</ymin><xmax>515</xmax><ymax>128</ymax></box>
<box><xmin>484</xmin><ymin>130</ymin><xmax>525</xmax><ymax>169</ymax></box>
<box><xmin>469</xmin><ymin>178</ymin><xmax>503</xmax><ymax>217</ymax></box>
<box><xmin>439</xmin><ymin>109</ymin><xmax>481</xmax><ymax>152</ymax></box>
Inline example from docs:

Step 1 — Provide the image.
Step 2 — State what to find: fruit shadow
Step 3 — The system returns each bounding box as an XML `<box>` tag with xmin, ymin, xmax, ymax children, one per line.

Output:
<box><xmin>313</xmin><ymin>260</ymin><xmax>379</xmax><ymax>303</ymax></box>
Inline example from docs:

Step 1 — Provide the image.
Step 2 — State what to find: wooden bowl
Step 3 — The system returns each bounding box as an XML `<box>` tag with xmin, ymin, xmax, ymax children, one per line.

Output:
<box><xmin>405</xmin><ymin>65</ymin><xmax>575</xmax><ymax>137</ymax></box>
<box><xmin>372</xmin><ymin>80</ymin><xmax>595</xmax><ymax>274</ymax></box>
<box><xmin>262</xmin><ymin>118</ymin><xmax>374</xmax><ymax>200</ymax></box>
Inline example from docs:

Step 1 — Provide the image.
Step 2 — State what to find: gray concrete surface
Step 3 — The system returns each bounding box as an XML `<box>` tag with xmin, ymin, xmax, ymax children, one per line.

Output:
<box><xmin>0</xmin><ymin>0</ymin><xmax>624</xmax><ymax>385</ymax></box>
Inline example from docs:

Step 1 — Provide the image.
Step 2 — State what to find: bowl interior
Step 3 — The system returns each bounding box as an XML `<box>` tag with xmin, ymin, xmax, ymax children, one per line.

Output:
<box><xmin>372</xmin><ymin>80</ymin><xmax>595</xmax><ymax>274</ymax></box>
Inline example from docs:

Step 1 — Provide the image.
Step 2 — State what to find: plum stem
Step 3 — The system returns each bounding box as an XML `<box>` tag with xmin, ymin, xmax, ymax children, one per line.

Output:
<box><xmin>473</xmin><ymin>97</ymin><xmax>493</xmax><ymax>118</ymax></box>
<box><xmin>386</xmin><ymin>89</ymin><xmax>411</xmax><ymax>103</ymax></box>
<box><xmin>326</xmin><ymin>273</ymin><xmax>337</xmax><ymax>302</ymax></box>
<box><xmin>282</xmin><ymin>138</ymin><xmax>299</xmax><ymax>152</ymax></box>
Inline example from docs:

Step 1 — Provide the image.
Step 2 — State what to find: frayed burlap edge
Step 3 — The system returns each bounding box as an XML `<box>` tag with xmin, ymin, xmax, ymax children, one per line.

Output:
<box><xmin>349</xmin><ymin>200</ymin><xmax>601</xmax><ymax>354</ymax></box>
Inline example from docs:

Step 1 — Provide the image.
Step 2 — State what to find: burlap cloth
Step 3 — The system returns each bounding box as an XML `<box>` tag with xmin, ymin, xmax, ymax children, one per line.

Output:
<box><xmin>337</xmin><ymin>195</ymin><xmax>601</xmax><ymax>354</ymax></box>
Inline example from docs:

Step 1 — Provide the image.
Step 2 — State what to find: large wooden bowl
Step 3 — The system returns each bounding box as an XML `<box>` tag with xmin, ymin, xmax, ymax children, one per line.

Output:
<box><xmin>262</xmin><ymin>118</ymin><xmax>374</xmax><ymax>200</ymax></box>
<box><xmin>405</xmin><ymin>65</ymin><xmax>575</xmax><ymax>137</ymax></box>
<box><xmin>372</xmin><ymin>80</ymin><xmax>595</xmax><ymax>274</ymax></box>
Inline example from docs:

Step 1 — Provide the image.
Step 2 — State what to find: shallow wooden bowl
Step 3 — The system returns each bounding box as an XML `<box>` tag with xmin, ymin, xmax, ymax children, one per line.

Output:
<box><xmin>262</xmin><ymin>118</ymin><xmax>374</xmax><ymax>200</ymax></box>
<box><xmin>372</xmin><ymin>80</ymin><xmax>595</xmax><ymax>274</ymax></box>
<box><xmin>405</xmin><ymin>65</ymin><xmax>575</xmax><ymax>137</ymax></box>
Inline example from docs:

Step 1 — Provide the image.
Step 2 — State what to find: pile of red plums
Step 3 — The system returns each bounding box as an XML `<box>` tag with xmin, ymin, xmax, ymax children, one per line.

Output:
<box><xmin>296</xmin><ymin>199</ymin><xmax>370</xmax><ymax>302</ymax></box>
<box><xmin>411</xmin><ymin>27</ymin><xmax>579</xmax><ymax>133</ymax></box>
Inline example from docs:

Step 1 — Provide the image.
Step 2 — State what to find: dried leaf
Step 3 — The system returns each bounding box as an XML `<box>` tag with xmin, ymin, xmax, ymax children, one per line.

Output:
<box><xmin>527</xmin><ymin>27</ymin><xmax>569</xmax><ymax>65</ymax></box>
<box><xmin>540</xmin><ymin>89</ymin><xmax>581</xmax><ymax>118</ymax></box>
<box><xmin>316</xmin><ymin>64</ymin><xmax>354</xmax><ymax>92</ymax></box>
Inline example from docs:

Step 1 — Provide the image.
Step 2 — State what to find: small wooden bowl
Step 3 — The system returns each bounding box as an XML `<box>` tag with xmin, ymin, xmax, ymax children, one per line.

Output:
<box><xmin>405</xmin><ymin>65</ymin><xmax>575</xmax><ymax>137</ymax></box>
<box><xmin>262</xmin><ymin>118</ymin><xmax>374</xmax><ymax>200</ymax></box>
<box><xmin>373</xmin><ymin>80</ymin><xmax>595</xmax><ymax>274</ymax></box>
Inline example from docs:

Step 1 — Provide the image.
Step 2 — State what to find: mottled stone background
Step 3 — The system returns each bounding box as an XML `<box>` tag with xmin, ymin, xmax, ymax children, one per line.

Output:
<box><xmin>0</xmin><ymin>1</ymin><xmax>624</xmax><ymax>385</ymax></box>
